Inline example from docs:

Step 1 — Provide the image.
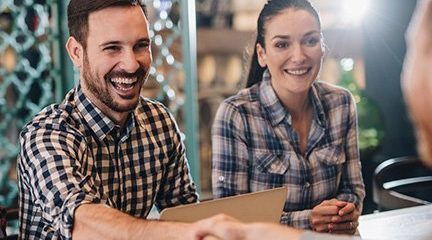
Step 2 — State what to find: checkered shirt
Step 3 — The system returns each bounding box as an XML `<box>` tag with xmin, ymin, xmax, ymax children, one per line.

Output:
<box><xmin>18</xmin><ymin>87</ymin><xmax>198</xmax><ymax>239</ymax></box>
<box><xmin>212</xmin><ymin>70</ymin><xmax>365</xmax><ymax>229</ymax></box>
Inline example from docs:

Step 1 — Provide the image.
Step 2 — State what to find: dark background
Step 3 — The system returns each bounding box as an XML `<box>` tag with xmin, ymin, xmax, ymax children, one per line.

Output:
<box><xmin>361</xmin><ymin>0</ymin><xmax>418</xmax><ymax>213</ymax></box>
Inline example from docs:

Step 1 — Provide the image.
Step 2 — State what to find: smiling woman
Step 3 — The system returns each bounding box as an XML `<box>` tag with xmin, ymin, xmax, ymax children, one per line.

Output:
<box><xmin>211</xmin><ymin>0</ymin><xmax>365</xmax><ymax>235</ymax></box>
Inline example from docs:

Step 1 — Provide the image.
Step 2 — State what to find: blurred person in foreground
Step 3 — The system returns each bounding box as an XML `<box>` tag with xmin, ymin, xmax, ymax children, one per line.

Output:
<box><xmin>402</xmin><ymin>0</ymin><xmax>432</xmax><ymax>168</ymax></box>
<box><xmin>194</xmin><ymin>0</ymin><xmax>432</xmax><ymax>239</ymax></box>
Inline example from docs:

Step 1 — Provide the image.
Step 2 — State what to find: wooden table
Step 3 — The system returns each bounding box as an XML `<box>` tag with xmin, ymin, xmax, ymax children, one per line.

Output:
<box><xmin>358</xmin><ymin>204</ymin><xmax>432</xmax><ymax>240</ymax></box>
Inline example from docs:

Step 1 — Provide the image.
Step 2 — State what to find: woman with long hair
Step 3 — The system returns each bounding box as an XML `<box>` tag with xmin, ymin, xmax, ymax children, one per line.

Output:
<box><xmin>212</xmin><ymin>0</ymin><xmax>365</xmax><ymax>234</ymax></box>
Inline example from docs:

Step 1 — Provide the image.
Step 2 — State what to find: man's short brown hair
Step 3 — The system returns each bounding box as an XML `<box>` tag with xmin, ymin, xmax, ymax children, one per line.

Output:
<box><xmin>67</xmin><ymin>0</ymin><xmax>147</xmax><ymax>49</ymax></box>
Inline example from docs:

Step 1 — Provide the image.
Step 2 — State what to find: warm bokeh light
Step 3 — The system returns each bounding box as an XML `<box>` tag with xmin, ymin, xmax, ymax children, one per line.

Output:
<box><xmin>341</xmin><ymin>0</ymin><xmax>369</xmax><ymax>27</ymax></box>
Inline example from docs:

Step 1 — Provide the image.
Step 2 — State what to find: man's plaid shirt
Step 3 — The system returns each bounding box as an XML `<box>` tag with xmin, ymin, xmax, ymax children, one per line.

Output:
<box><xmin>212</xmin><ymin>70</ymin><xmax>365</xmax><ymax>229</ymax></box>
<box><xmin>18</xmin><ymin>87</ymin><xmax>198</xmax><ymax>239</ymax></box>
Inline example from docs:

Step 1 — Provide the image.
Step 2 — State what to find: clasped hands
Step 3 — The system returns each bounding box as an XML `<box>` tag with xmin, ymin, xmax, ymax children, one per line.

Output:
<box><xmin>310</xmin><ymin>198</ymin><xmax>359</xmax><ymax>235</ymax></box>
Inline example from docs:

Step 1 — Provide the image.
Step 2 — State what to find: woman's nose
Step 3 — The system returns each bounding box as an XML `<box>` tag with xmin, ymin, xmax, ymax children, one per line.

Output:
<box><xmin>290</xmin><ymin>44</ymin><xmax>307</xmax><ymax>64</ymax></box>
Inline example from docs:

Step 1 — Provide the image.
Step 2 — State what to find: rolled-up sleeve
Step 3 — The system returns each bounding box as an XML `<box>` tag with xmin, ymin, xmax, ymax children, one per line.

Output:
<box><xmin>281</xmin><ymin>209</ymin><xmax>313</xmax><ymax>229</ymax></box>
<box><xmin>18</xmin><ymin>127</ymin><xmax>102</xmax><ymax>239</ymax></box>
<box><xmin>212</xmin><ymin>102</ymin><xmax>250</xmax><ymax>198</ymax></box>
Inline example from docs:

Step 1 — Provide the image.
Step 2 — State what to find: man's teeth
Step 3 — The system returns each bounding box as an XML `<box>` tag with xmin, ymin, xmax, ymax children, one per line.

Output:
<box><xmin>111</xmin><ymin>77</ymin><xmax>137</xmax><ymax>84</ymax></box>
<box><xmin>286</xmin><ymin>69</ymin><xmax>308</xmax><ymax>75</ymax></box>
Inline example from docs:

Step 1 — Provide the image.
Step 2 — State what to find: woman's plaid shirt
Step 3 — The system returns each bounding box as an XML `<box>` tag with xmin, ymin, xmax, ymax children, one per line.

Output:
<box><xmin>18</xmin><ymin>87</ymin><xmax>198</xmax><ymax>239</ymax></box>
<box><xmin>212</xmin><ymin>71</ymin><xmax>365</xmax><ymax>229</ymax></box>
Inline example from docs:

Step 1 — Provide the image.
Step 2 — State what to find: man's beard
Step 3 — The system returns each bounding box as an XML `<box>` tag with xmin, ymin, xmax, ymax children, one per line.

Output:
<box><xmin>82</xmin><ymin>54</ymin><xmax>147</xmax><ymax>113</ymax></box>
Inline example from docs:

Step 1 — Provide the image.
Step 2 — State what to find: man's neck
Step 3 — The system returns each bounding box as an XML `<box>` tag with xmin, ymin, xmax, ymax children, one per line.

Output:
<box><xmin>81</xmin><ymin>86</ymin><xmax>130</xmax><ymax>128</ymax></box>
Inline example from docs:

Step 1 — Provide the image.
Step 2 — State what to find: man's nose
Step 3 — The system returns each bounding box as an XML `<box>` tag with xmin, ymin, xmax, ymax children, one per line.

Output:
<box><xmin>120</xmin><ymin>50</ymin><xmax>140</xmax><ymax>73</ymax></box>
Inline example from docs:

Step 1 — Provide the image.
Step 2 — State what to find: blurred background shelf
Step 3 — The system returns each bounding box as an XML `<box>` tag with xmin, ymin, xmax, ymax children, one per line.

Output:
<box><xmin>197</xmin><ymin>28</ymin><xmax>254</xmax><ymax>55</ymax></box>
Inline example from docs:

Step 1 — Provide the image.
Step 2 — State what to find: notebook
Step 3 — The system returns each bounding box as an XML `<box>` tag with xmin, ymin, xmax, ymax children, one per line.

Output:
<box><xmin>159</xmin><ymin>187</ymin><xmax>287</xmax><ymax>223</ymax></box>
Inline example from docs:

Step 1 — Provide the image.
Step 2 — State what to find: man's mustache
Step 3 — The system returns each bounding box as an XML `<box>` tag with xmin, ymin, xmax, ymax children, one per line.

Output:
<box><xmin>104</xmin><ymin>66</ymin><xmax>147</xmax><ymax>81</ymax></box>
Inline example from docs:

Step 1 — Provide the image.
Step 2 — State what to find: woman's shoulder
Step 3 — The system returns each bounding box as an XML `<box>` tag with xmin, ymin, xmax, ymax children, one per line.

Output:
<box><xmin>314</xmin><ymin>81</ymin><xmax>352</xmax><ymax>97</ymax></box>
<box><xmin>221</xmin><ymin>85</ymin><xmax>260</xmax><ymax>108</ymax></box>
<box><xmin>313</xmin><ymin>81</ymin><xmax>355</xmax><ymax>111</ymax></box>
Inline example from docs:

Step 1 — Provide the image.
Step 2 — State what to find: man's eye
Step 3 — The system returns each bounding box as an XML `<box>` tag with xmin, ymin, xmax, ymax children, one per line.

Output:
<box><xmin>135</xmin><ymin>42</ymin><xmax>150</xmax><ymax>51</ymax></box>
<box><xmin>104</xmin><ymin>46</ymin><xmax>121</xmax><ymax>52</ymax></box>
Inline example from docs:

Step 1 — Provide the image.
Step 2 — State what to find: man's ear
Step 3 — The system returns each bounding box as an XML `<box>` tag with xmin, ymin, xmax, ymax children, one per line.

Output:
<box><xmin>65</xmin><ymin>37</ymin><xmax>84</xmax><ymax>68</ymax></box>
<box><xmin>256</xmin><ymin>43</ymin><xmax>267</xmax><ymax>68</ymax></box>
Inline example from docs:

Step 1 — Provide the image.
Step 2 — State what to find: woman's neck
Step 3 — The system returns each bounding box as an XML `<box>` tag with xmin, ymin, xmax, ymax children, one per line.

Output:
<box><xmin>276</xmin><ymin>89</ymin><xmax>311</xmax><ymax>118</ymax></box>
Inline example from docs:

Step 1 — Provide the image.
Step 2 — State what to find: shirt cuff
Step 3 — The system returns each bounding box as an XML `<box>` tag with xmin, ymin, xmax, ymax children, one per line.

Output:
<box><xmin>281</xmin><ymin>209</ymin><xmax>312</xmax><ymax>229</ymax></box>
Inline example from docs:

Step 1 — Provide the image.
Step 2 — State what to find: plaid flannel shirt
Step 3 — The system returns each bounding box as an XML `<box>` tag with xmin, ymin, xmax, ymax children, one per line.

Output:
<box><xmin>212</xmin><ymin>70</ymin><xmax>365</xmax><ymax>229</ymax></box>
<box><xmin>18</xmin><ymin>87</ymin><xmax>198</xmax><ymax>239</ymax></box>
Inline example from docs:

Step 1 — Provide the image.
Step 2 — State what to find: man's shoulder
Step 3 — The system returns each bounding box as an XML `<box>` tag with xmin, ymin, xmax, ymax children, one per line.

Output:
<box><xmin>138</xmin><ymin>96</ymin><xmax>169</xmax><ymax>111</ymax></box>
<box><xmin>21</xmin><ymin>97</ymin><xmax>83</xmax><ymax>139</ymax></box>
<box><xmin>134</xmin><ymin>97</ymin><xmax>180</xmax><ymax>139</ymax></box>
<box><xmin>135</xmin><ymin>97</ymin><xmax>174</xmax><ymax>122</ymax></box>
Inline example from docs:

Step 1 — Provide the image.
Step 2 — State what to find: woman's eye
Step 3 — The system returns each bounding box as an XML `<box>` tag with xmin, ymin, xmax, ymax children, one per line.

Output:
<box><xmin>275</xmin><ymin>42</ymin><xmax>289</xmax><ymax>48</ymax></box>
<box><xmin>304</xmin><ymin>37</ymin><xmax>319</xmax><ymax>46</ymax></box>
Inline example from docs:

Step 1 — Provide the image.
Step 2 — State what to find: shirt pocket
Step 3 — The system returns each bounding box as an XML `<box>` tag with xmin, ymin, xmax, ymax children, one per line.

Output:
<box><xmin>313</xmin><ymin>145</ymin><xmax>346</xmax><ymax>166</ymax></box>
<box><xmin>254</xmin><ymin>150</ymin><xmax>291</xmax><ymax>175</ymax></box>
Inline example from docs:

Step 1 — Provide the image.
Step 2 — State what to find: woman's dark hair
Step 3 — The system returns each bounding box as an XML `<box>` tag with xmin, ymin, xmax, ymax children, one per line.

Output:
<box><xmin>246</xmin><ymin>0</ymin><xmax>321</xmax><ymax>88</ymax></box>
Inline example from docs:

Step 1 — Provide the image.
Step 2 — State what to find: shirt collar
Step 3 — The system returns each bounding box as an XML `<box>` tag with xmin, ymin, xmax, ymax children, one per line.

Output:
<box><xmin>74</xmin><ymin>85</ymin><xmax>136</xmax><ymax>141</ymax></box>
<box><xmin>258</xmin><ymin>70</ymin><xmax>326</xmax><ymax>127</ymax></box>
<box><xmin>259</xmin><ymin>70</ymin><xmax>290</xmax><ymax>126</ymax></box>
<box><xmin>310</xmin><ymin>82</ymin><xmax>327</xmax><ymax>127</ymax></box>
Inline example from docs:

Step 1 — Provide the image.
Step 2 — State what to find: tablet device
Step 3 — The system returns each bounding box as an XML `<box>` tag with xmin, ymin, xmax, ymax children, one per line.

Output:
<box><xmin>159</xmin><ymin>187</ymin><xmax>287</xmax><ymax>223</ymax></box>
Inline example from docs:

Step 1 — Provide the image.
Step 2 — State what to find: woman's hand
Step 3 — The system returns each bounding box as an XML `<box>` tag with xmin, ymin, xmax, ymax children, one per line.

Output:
<box><xmin>310</xmin><ymin>199</ymin><xmax>347</xmax><ymax>232</ymax></box>
<box><xmin>328</xmin><ymin>202</ymin><xmax>360</xmax><ymax>235</ymax></box>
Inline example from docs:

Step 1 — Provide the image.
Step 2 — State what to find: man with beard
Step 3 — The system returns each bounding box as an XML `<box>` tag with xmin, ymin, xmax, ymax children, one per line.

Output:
<box><xmin>17</xmin><ymin>1</ymin><xmax>198</xmax><ymax>239</ymax></box>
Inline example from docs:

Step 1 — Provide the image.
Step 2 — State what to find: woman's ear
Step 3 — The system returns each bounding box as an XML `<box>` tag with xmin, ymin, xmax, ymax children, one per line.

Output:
<box><xmin>65</xmin><ymin>37</ymin><xmax>84</xmax><ymax>68</ymax></box>
<box><xmin>256</xmin><ymin>43</ymin><xmax>267</xmax><ymax>68</ymax></box>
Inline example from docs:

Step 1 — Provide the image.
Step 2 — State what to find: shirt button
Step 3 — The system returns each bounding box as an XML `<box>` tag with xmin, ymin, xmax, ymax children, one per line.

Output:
<box><xmin>305</xmin><ymin>182</ymin><xmax>311</xmax><ymax>188</ymax></box>
<box><xmin>270</xmin><ymin>163</ymin><xmax>278</xmax><ymax>171</ymax></box>
<box><xmin>218</xmin><ymin>176</ymin><xmax>225</xmax><ymax>182</ymax></box>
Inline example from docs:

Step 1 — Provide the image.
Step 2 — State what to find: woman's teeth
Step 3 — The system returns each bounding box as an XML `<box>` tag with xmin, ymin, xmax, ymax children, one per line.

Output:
<box><xmin>285</xmin><ymin>68</ymin><xmax>309</xmax><ymax>75</ymax></box>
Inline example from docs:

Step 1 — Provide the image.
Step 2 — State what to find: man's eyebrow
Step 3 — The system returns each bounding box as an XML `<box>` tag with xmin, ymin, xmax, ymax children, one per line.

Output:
<box><xmin>100</xmin><ymin>38</ymin><xmax>151</xmax><ymax>48</ymax></box>
<box><xmin>137</xmin><ymin>38</ymin><xmax>151</xmax><ymax>43</ymax></box>
<box><xmin>100</xmin><ymin>41</ymin><xmax>122</xmax><ymax>47</ymax></box>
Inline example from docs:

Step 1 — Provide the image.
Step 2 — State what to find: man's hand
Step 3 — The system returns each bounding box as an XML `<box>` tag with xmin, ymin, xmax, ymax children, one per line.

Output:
<box><xmin>192</xmin><ymin>214</ymin><xmax>302</xmax><ymax>240</ymax></box>
<box><xmin>193</xmin><ymin>214</ymin><xmax>244</xmax><ymax>240</ymax></box>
